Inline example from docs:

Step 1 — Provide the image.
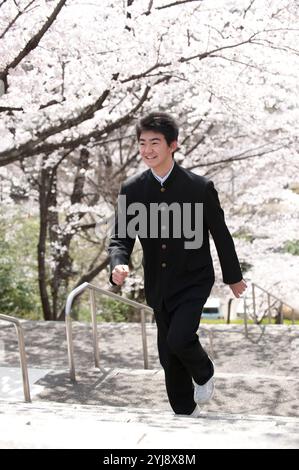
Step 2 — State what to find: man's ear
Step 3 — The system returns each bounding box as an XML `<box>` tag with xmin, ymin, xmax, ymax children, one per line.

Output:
<box><xmin>170</xmin><ymin>141</ymin><xmax>178</xmax><ymax>152</ymax></box>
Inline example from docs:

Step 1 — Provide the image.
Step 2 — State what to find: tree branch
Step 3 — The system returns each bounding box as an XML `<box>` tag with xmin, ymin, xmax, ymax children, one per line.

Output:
<box><xmin>187</xmin><ymin>144</ymin><xmax>288</xmax><ymax>170</ymax></box>
<box><xmin>1</xmin><ymin>25</ymin><xmax>290</xmax><ymax>166</ymax></box>
<box><xmin>143</xmin><ymin>0</ymin><xmax>154</xmax><ymax>15</ymax></box>
<box><xmin>72</xmin><ymin>257</ymin><xmax>109</xmax><ymax>290</ymax></box>
<box><xmin>184</xmin><ymin>123</ymin><xmax>214</xmax><ymax>156</ymax></box>
<box><xmin>57</xmin><ymin>256</ymin><xmax>110</xmax><ymax>320</ymax></box>
<box><xmin>0</xmin><ymin>105</ymin><xmax>23</xmax><ymax>113</ymax></box>
<box><xmin>76</xmin><ymin>223</ymin><xmax>96</xmax><ymax>231</ymax></box>
<box><xmin>243</xmin><ymin>0</ymin><xmax>255</xmax><ymax>19</ymax></box>
<box><xmin>179</xmin><ymin>33</ymin><xmax>260</xmax><ymax>63</ymax></box>
<box><xmin>121</xmin><ymin>62</ymin><xmax>169</xmax><ymax>83</ymax></box>
<box><xmin>0</xmin><ymin>85</ymin><xmax>151</xmax><ymax>166</ymax></box>
<box><xmin>120</xmin><ymin>31</ymin><xmax>267</xmax><ymax>83</ymax></box>
<box><xmin>0</xmin><ymin>0</ymin><xmax>67</xmax><ymax>92</ymax></box>
<box><xmin>0</xmin><ymin>0</ymin><xmax>35</xmax><ymax>40</ymax></box>
<box><xmin>39</xmin><ymin>88</ymin><xmax>109</xmax><ymax>138</ymax></box>
<box><xmin>156</xmin><ymin>0</ymin><xmax>203</xmax><ymax>9</ymax></box>
<box><xmin>111</xmin><ymin>150</ymin><xmax>139</xmax><ymax>179</ymax></box>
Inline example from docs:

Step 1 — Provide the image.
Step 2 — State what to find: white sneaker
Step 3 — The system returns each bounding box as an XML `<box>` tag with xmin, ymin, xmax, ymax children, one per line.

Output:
<box><xmin>189</xmin><ymin>405</ymin><xmax>201</xmax><ymax>417</ymax></box>
<box><xmin>175</xmin><ymin>405</ymin><xmax>201</xmax><ymax>418</ymax></box>
<box><xmin>193</xmin><ymin>357</ymin><xmax>215</xmax><ymax>404</ymax></box>
<box><xmin>193</xmin><ymin>376</ymin><xmax>215</xmax><ymax>404</ymax></box>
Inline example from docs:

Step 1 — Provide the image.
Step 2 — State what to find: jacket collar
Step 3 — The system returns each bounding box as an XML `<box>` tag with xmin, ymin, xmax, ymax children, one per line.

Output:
<box><xmin>148</xmin><ymin>160</ymin><xmax>180</xmax><ymax>188</ymax></box>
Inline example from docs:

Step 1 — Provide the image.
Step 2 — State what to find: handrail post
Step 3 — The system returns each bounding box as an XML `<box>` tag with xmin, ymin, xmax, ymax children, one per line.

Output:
<box><xmin>227</xmin><ymin>298</ymin><xmax>233</xmax><ymax>324</ymax></box>
<box><xmin>0</xmin><ymin>314</ymin><xmax>31</xmax><ymax>402</ymax></box>
<box><xmin>252</xmin><ymin>283</ymin><xmax>257</xmax><ymax>323</ymax></box>
<box><xmin>140</xmin><ymin>308</ymin><xmax>149</xmax><ymax>370</ymax></box>
<box><xmin>65</xmin><ymin>283</ymin><xmax>154</xmax><ymax>379</ymax></box>
<box><xmin>65</xmin><ymin>282</ymin><xmax>90</xmax><ymax>381</ymax></box>
<box><xmin>244</xmin><ymin>296</ymin><xmax>248</xmax><ymax>339</ymax></box>
<box><xmin>280</xmin><ymin>301</ymin><xmax>284</xmax><ymax>324</ymax></box>
<box><xmin>89</xmin><ymin>288</ymin><xmax>100</xmax><ymax>369</ymax></box>
<box><xmin>15</xmin><ymin>323</ymin><xmax>31</xmax><ymax>403</ymax></box>
<box><xmin>267</xmin><ymin>293</ymin><xmax>271</xmax><ymax>324</ymax></box>
<box><xmin>66</xmin><ymin>314</ymin><xmax>76</xmax><ymax>381</ymax></box>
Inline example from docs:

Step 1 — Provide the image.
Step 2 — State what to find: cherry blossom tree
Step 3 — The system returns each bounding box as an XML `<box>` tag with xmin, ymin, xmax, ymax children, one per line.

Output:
<box><xmin>0</xmin><ymin>0</ymin><xmax>298</xmax><ymax>319</ymax></box>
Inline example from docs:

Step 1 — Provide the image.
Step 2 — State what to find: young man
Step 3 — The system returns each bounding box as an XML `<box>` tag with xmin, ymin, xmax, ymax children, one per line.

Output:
<box><xmin>108</xmin><ymin>112</ymin><xmax>247</xmax><ymax>417</ymax></box>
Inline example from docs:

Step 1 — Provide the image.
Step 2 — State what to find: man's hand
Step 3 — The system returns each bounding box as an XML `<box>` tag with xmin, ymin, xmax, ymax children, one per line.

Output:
<box><xmin>112</xmin><ymin>264</ymin><xmax>130</xmax><ymax>286</ymax></box>
<box><xmin>229</xmin><ymin>279</ymin><xmax>247</xmax><ymax>298</ymax></box>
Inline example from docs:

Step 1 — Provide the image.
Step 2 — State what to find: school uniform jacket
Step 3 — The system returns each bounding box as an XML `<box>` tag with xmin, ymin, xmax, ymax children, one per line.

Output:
<box><xmin>108</xmin><ymin>161</ymin><xmax>243</xmax><ymax>311</ymax></box>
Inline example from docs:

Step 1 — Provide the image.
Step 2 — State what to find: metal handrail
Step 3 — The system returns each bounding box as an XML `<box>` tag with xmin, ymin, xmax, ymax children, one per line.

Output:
<box><xmin>0</xmin><ymin>314</ymin><xmax>31</xmax><ymax>402</ymax></box>
<box><xmin>242</xmin><ymin>282</ymin><xmax>297</xmax><ymax>343</ymax></box>
<box><xmin>65</xmin><ymin>282</ymin><xmax>214</xmax><ymax>381</ymax></box>
<box><xmin>252</xmin><ymin>282</ymin><xmax>296</xmax><ymax>324</ymax></box>
<box><xmin>65</xmin><ymin>282</ymin><xmax>153</xmax><ymax>381</ymax></box>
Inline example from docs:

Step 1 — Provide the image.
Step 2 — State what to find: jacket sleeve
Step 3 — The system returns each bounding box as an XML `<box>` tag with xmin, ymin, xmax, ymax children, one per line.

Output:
<box><xmin>203</xmin><ymin>180</ymin><xmax>243</xmax><ymax>284</ymax></box>
<box><xmin>107</xmin><ymin>183</ymin><xmax>136</xmax><ymax>285</ymax></box>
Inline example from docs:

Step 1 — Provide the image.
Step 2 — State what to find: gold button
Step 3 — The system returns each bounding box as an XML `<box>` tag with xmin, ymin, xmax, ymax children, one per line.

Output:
<box><xmin>160</xmin><ymin>187</ymin><xmax>166</xmax><ymax>192</ymax></box>
<box><xmin>162</xmin><ymin>262</ymin><xmax>166</xmax><ymax>268</ymax></box>
<box><xmin>162</xmin><ymin>244</ymin><xmax>167</xmax><ymax>249</ymax></box>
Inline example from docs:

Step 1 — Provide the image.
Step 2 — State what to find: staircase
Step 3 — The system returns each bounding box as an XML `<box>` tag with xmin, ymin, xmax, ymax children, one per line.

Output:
<box><xmin>238</xmin><ymin>282</ymin><xmax>297</xmax><ymax>325</ymax></box>
<box><xmin>1</xmin><ymin>320</ymin><xmax>299</xmax><ymax>449</ymax></box>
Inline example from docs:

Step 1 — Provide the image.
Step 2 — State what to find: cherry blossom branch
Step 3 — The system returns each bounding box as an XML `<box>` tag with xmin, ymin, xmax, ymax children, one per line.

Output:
<box><xmin>121</xmin><ymin>31</ymin><xmax>269</xmax><ymax>83</ymax></box>
<box><xmin>0</xmin><ymin>0</ymin><xmax>67</xmax><ymax>92</ymax></box>
<box><xmin>35</xmin><ymin>89</ymin><xmax>110</xmax><ymax>139</ymax></box>
<box><xmin>156</xmin><ymin>0</ymin><xmax>203</xmax><ymax>9</ymax></box>
<box><xmin>179</xmin><ymin>32</ymin><xmax>261</xmax><ymax>63</ymax></box>
<box><xmin>0</xmin><ymin>85</ymin><xmax>151</xmax><ymax>166</ymax></box>
<box><xmin>184</xmin><ymin>123</ymin><xmax>215</xmax><ymax>156</ymax></box>
<box><xmin>187</xmin><ymin>144</ymin><xmax>288</xmax><ymax>170</ymax></box>
<box><xmin>0</xmin><ymin>105</ymin><xmax>23</xmax><ymax>113</ymax></box>
<box><xmin>0</xmin><ymin>21</ymin><xmax>295</xmax><ymax>167</ymax></box>
<box><xmin>0</xmin><ymin>0</ymin><xmax>36</xmax><ymax>39</ymax></box>
<box><xmin>243</xmin><ymin>0</ymin><xmax>256</xmax><ymax>19</ymax></box>
<box><xmin>143</xmin><ymin>0</ymin><xmax>154</xmax><ymax>16</ymax></box>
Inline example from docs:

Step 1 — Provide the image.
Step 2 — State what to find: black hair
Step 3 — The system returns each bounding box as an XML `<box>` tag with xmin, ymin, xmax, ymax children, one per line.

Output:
<box><xmin>136</xmin><ymin>112</ymin><xmax>179</xmax><ymax>146</ymax></box>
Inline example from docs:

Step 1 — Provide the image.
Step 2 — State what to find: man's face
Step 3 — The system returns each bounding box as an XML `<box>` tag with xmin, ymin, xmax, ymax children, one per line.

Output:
<box><xmin>138</xmin><ymin>130</ymin><xmax>177</xmax><ymax>172</ymax></box>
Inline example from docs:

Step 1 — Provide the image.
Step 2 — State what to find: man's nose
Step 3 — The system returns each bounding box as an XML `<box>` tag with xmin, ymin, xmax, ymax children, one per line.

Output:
<box><xmin>141</xmin><ymin>143</ymin><xmax>153</xmax><ymax>154</ymax></box>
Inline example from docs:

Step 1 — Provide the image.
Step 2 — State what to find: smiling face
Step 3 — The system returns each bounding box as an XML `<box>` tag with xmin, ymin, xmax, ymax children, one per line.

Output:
<box><xmin>138</xmin><ymin>130</ymin><xmax>178</xmax><ymax>177</ymax></box>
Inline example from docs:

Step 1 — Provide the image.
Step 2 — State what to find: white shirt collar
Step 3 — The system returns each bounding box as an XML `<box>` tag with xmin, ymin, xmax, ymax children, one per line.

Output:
<box><xmin>151</xmin><ymin>161</ymin><xmax>175</xmax><ymax>186</ymax></box>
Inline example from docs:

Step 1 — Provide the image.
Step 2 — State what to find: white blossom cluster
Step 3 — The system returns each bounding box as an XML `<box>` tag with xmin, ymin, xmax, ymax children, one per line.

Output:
<box><xmin>0</xmin><ymin>0</ymin><xmax>298</xmax><ymax>309</ymax></box>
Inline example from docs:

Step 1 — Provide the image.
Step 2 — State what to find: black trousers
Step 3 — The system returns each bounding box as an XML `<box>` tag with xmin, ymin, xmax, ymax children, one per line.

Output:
<box><xmin>154</xmin><ymin>298</ymin><xmax>214</xmax><ymax>415</ymax></box>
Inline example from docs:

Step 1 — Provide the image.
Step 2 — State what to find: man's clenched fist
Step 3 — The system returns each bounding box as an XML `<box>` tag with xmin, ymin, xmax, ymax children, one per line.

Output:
<box><xmin>229</xmin><ymin>279</ymin><xmax>247</xmax><ymax>298</ymax></box>
<box><xmin>112</xmin><ymin>264</ymin><xmax>130</xmax><ymax>286</ymax></box>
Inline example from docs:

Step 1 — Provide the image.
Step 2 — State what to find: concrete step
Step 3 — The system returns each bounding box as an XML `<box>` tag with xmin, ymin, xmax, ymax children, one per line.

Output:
<box><xmin>1</xmin><ymin>366</ymin><xmax>299</xmax><ymax>419</ymax></box>
<box><xmin>1</xmin><ymin>399</ymin><xmax>299</xmax><ymax>449</ymax></box>
<box><xmin>1</xmin><ymin>322</ymin><xmax>299</xmax><ymax>448</ymax></box>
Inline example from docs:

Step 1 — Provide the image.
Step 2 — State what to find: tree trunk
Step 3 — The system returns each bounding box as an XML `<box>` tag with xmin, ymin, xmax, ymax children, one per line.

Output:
<box><xmin>48</xmin><ymin>168</ymin><xmax>59</xmax><ymax>320</ymax></box>
<box><xmin>38</xmin><ymin>166</ymin><xmax>52</xmax><ymax>320</ymax></box>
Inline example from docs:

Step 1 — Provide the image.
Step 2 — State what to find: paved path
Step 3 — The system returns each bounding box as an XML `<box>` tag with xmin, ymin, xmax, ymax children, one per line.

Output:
<box><xmin>0</xmin><ymin>321</ymin><xmax>298</xmax><ymax>448</ymax></box>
